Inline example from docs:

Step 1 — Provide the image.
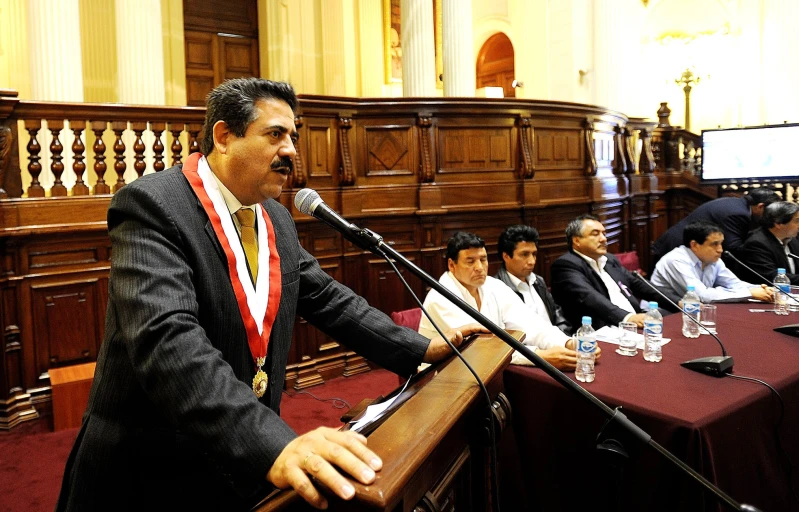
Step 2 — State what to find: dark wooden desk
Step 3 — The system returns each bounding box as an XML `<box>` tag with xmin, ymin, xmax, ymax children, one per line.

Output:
<box><xmin>504</xmin><ymin>304</ymin><xmax>799</xmax><ymax>512</ymax></box>
<box><xmin>256</xmin><ymin>332</ymin><xmax>517</xmax><ymax>511</ymax></box>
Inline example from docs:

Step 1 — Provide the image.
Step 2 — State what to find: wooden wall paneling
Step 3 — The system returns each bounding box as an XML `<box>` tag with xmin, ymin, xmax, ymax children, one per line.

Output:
<box><xmin>359</xmin><ymin>119</ymin><xmax>416</xmax><ymax>183</ymax></box>
<box><xmin>183</xmin><ymin>0</ymin><xmax>258</xmax><ymax>36</ymax></box>
<box><xmin>286</xmin><ymin>254</ymin><xmax>346</xmax><ymax>390</ymax></box>
<box><xmin>0</xmin><ymin>269</ymin><xmax>37</xmax><ymax>428</ymax></box>
<box><xmin>525</xmin><ymin>205</ymin><xmax>586</xmax><ymax>284</ymax></box>
<box><xmin>530</xmin><ymin>124</ymin><xmax>588</xmax><ymax>207</ymax></box>
<box><xmin>184</xmin><ymin>30</ymin><xmax>218</xmax><ymax>107</ymax></box>
<box><xmin>591</xmin><ymin>200</ymin><xmax>627</xmax><ymax>254</ymax></box>
<box><xmin>628</xmin><ymin>194</ymin><xmax>650</xmax><ymax>269</ymax></box>
<box><xmin>304</xmin><ymin>115</ymin><xmax>339</xmax><ymax>190</ymax></box>
<box><xmin>436</xmin><ymin>123</ymin><xmax>516</xmax><ymax>178</ymax></box>
<box><xmin>32</xmin><ymin>279</ymin><xmax>98</xmax><ymax>367</ymax></box>
<box><xmin>219</xmin><ymin>36</ymin><xmax>259</xmax><ymax>82</ymax></box>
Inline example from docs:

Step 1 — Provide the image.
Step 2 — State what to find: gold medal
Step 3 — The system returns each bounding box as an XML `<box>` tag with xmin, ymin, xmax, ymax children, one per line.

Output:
<box><xmin>252</xmin><ymin>357</ymin><xmax>268</xmax><ymax>398</ymax></box>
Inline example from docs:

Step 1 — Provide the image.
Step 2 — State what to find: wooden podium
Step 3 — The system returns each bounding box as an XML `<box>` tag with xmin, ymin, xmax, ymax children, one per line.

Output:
<box><xmin>255</xmin><ymin>332</ymin><xmax>517</xmax><ymax>512</ymax></box>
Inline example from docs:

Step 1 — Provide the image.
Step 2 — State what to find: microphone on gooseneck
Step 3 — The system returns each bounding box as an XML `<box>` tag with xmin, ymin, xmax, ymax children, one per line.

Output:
<box><xmin>630</xmin><ymin>271</ymin><xmax>734</xmax><ymax>377</ymax></box>
<box><xmin>294</xmin><ymin>188</ymin><xmax>384</xmax><ymax>252</ymax></box>
<box><xmin>724</xmin><ymin>250</ymin><xmax>799</xmax><ymax>306</ymax></box>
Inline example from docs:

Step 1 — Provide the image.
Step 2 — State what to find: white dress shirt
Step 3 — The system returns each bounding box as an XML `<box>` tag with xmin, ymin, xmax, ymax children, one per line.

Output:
<box><xmin>418</xmin><ymin>272</ymin><xmax>569</xmax><ymax>366</ymax></box>
<box><xmin>651</xmin><ymin>246</ymin><xmax>754</xmax><ymax>302</ymax></box>
<box><xmin>506</xmin><ymin>272</ymin><xmax>551</xmax><ymax>323</ymax></box>
<box><xmin>573</xmin><ymin>251</ymin><xmax>636</xmax><ymax>316</ymax></box>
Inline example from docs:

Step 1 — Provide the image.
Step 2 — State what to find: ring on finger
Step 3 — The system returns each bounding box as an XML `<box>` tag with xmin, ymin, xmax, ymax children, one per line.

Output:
<box><xmin>302</xmin><ymin>451</ymin><xmax>315</xmax><ymax>471</ymax></box>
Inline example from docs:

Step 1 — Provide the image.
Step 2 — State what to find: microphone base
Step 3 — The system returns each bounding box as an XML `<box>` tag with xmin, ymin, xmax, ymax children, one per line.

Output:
<box><xmin>680</xmin><ymin>356</ymin><xmax>734</xmax><ymax>377</ymax></box>
<box><xmin>773</xmin><ymin>323</ymin><xmax>799</xmax><ymax>338</ymax></box>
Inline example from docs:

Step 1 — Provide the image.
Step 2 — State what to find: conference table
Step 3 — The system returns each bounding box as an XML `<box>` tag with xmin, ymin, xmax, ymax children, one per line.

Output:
<box><xmin>503</xmin><ymin>303</ymin><xmax>799</xmax><ymax>512</ymax></box>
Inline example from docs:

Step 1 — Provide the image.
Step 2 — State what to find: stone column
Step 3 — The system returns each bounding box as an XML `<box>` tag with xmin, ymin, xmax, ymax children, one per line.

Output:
<box><xmin>321</xmin><ymin>0</ymin><xmax>357</xmax><ymax>96</ymax></box>
<box><xmin>592</xmin><ymin>0</ymin><xmax>623</xmax><ymax>111</ymax></box>
<box><xmin>27</xmin><ymin>0</ymin><xmax>84</xmax><ymax>192</ymax></box>
<box><xmin>116</xmin><ymin>0</ymin><xmax>165</xmax><ymax>105</ymax></box>
<box><xmin>116</xmin><ymin>0</ymin><xmax>166</xmax><ymax>181</ymax></box>
<box><xmin>401</xmin><ymin>0</ymin><xmax>436</xmax><ymax>97</ymax></box>
<box><xmin>27</xmin><ymin>0</ymin><xmax>83</xmax><ymax>102</ymax></box>
<box><xmin>442</xmin><ymin>0</ymin><xmax>475</xmax><ymax>97</ymax></box>
<box><xmin>357</xmin><ymin>0</ymin><xmax>383</xmax><ymax>96</ymax></box>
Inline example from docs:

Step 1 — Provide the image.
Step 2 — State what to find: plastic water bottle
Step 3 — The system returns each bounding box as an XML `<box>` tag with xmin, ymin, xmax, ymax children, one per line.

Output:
<box><xmin>643</xmin><ymin>302</ymin><xmax>663</xmax><ymax>362</ymax></box>
<box><xmin>774</xmin><ymin>268</ymin><xmax>790</xmax><ymax>316</ymax></box>
<box><xmin>575</xmin><ymin>316</ymin><xmax>596</xmax><ymax>383</ymax></box>
<box><xmin>681</xmin><ymin>285</ymin><xmax>701</xmax><ymax>338</ymax></box>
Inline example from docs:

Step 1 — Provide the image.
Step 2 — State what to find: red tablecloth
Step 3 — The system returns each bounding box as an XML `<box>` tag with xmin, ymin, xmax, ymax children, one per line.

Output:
<box><xmin>503</xmin><ymin>303</ymin><xmax>799</xmax><ymax>512</ymax></box>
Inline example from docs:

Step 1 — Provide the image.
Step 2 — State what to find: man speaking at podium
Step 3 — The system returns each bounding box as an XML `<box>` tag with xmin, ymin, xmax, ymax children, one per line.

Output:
<box><xmin>56</xmin><ymin>78</ymin><xmax>479</xmax><ymax>511</ymax></box>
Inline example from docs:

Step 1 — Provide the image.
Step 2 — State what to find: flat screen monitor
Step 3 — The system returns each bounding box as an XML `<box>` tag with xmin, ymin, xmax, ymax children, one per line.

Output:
<box><xmin>701</xmin><ymin>123</ymin><xmax>799</xmax><ymax>183</ymax></box>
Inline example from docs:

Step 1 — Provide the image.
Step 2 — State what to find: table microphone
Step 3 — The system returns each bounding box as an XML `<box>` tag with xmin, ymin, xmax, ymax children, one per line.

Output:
<box><xmin>630</xmin><ymin>271</ymin><xmax>734</xmax><ymax>377</ymax></box>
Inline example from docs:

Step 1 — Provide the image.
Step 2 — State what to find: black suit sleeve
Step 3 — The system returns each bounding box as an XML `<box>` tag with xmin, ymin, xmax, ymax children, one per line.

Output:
<box><xmin>534</xmin><ymin>277</ymin><xmax>572</xmax><ymax>335</ymax></box>
<box><xmin>721</xmin><ymin>213</ymin><xmax>752</xmax><ymax>255</ymax></box>
<box><xmin>739</xmin><ymin>236</ymin><xmax>799</xmax><ymax>285</ymax></box>
<box><xmin>295</xmin><ymin>246</ymin><xmax>429</xmax><ymax>376</ymax></box>
<box><xmin>550</xmin><ymin>256</ymin><xmax>633</xmax><ymax>328</ymax></box>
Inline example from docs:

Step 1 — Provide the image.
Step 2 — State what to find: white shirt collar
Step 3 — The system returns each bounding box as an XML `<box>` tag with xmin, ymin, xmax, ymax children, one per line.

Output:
<box><xmin>446</xmin><ymin>271</ymin><xmax>484</xmax><ymax>307</ymax></box>
<box><xmin>506</xmin><ymin>270</ymin><xmax>533</xmax><ymax>290</ymax></box>
<box><xmin>574</xmin><ymin>250</ymin><xmax>607</xmax><ymax>271</ymax></box>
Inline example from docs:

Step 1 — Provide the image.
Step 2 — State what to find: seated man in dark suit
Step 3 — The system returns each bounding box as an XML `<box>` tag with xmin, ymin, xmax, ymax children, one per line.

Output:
<box><xmin>738</xmin><ymin>201</ymin><xmax>799</xmax><ymax>284</ymax></box>
<box><xmin>551</xmin><ymin>215</ymin><xmax>668</xmax><ymax>330</ymax></box>
<box><xmin>652</xmin><ymin>187</ymin><xmax>779</xmax><ymax>265</ymax></box>
<box><xmin>494</xmin><ymin>224</ymin><xmax>572</xmax><ymax>335</ymax></box>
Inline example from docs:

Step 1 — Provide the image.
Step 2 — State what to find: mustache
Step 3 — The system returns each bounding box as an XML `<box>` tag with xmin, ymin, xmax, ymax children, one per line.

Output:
<box><xmin>271</xmin><ymin>157</ymin><xmax>294</xmax><ymax>175</ymax></box>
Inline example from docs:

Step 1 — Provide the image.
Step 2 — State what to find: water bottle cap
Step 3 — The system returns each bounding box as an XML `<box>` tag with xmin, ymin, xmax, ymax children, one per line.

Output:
<box><xmin>778</xmin><ymin>268</ymin><xmax>786</xmax><ymax>274</ymax></box>
<box><xmin>686</xmin><ymin>285</ymin><xmax>695</xmax><ymax>291</ymax></box>
<box><xmin>581</xmin><ymin>316</ymin><xmax>592</xmax><ymax>325</ymax></box>
<box><xmin>648</xmin><ymin>301</ymin><xmax>658</xmax><ymax>309</ymax></box>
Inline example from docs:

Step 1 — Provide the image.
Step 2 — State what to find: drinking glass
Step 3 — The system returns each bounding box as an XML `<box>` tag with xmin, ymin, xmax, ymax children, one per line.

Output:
<box><xmin>789</xmin><ymin>285</ymin><xmax>799</xmax><ymax>312</ymax></box>
<box><xmin>616</xmin><ymin>321</ymin><xmax>638</xmax><ymax>356</ymax></box>
<box><xmin>700</xmin><ymin>304</ymin><xmax>717</xmax><ymax>334</ymax></box>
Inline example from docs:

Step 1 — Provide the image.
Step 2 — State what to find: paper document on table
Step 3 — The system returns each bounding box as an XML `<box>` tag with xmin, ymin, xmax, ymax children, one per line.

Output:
<box><xmin>594</xmin><ymin>326</ymin><xmax>670</xmax><ymax>349</ymax></box>
<box><xmin>349</xmin><ymin>398</ymin><xmax>398</xmax><ymax>432</ymax></box>
<box><xmin>348</xmin><ymin>376</ymin><xmax>412</xmax><ymax>433</ymax></box>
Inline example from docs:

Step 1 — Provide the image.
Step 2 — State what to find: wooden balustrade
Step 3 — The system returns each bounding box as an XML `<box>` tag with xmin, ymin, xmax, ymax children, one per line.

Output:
<box><xmin>0</xmin><ymin>89</ymin><xmax>712</xmax><ymax>430</ymax></box>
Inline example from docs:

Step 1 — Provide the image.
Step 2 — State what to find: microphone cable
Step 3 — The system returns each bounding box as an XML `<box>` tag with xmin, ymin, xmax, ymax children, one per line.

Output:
<box><xmin>379</xmin><ymin>251</ymin><xmax>502</xmax><ymax>512</ymax></box>
<box><xmin>723</xmin><ymin>372</ymin><xmax>798</xmax><ymax>507</ymax></box>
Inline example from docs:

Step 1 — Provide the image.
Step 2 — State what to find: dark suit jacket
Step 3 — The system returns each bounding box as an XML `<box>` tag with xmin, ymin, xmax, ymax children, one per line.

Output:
<box><xmin>56</xmin><ymin>165</ymin><xmax>429</xmax><ymax>511</ymax></box>
<box><xmin>494</xmin><ymin>266</ymin><xmax>572</xmax><ymax>334</ymax></box>
<box><xmin>737</xmin><ymin>227</ymin><xmax>799</xmax><ymax>285</ymax></box>
<box><xmin>652</xmin><ymin>196</ymin><xmax>753</xmax><ymax>263</ymax></box>
<box><xmin>550</xmin><ymin>251</ymin><xmax>668</xmax><ymax>330</ymax></box>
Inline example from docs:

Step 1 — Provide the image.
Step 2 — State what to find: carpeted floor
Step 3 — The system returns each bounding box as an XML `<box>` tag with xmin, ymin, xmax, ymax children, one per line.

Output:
<box><xmin>0</xmin><ymin>368</ymin><xmax>398</xmax><ymax>512</ymax></box>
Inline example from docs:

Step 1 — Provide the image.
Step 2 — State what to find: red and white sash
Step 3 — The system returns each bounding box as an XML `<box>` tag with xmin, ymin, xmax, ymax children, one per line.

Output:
<box><xmin>182</xmin><ymin>152</ymin><xmax>282</xmax><ymax>368</ymax></box>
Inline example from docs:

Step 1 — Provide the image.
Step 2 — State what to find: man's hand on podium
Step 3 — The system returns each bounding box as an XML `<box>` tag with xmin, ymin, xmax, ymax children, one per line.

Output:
<box><xmin>422</xmin><ymin>323</ymin><xmax>489</xmax><ymax>363</ymax></box>
<box><xmin>267</xmin><ymin>427</ymin><xmax>381</xmax><ymax>509</ymax></box>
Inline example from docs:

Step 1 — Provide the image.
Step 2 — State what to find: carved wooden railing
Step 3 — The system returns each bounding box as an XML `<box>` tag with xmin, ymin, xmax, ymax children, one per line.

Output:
<box><xmin>0</xmin><ymin>89</ymin><xmax>205</xmax><ymax>198</ymax></box>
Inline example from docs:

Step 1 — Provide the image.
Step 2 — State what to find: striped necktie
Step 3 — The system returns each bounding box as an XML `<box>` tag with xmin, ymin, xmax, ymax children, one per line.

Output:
<box><xmin>235</xmin><ymin>208</ymin><xmax>258</xmax><ymax>283</ymax></box>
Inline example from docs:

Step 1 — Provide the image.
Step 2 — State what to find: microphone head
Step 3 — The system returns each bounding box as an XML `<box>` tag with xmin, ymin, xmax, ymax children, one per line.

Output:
<box><xmin>294</xmin><ymin>188</ymin><xmax>321</xmax><ymax>215</ymax></box>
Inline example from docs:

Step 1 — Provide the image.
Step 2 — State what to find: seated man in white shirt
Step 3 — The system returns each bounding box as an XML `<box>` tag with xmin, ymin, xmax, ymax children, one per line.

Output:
<box><xmin>419</xmin><ymin>232</ymin><xmax>597</xmax><ymax>370</ymax></box>
<box><xmin>651</xmin><ymin>220</ymin><xmax>774</xmax><ymax>303</ymax></box>
<box><xmin>494</xmin><ymin>224</ymin><xmax>572</xmax><ymax>334</ymax></box>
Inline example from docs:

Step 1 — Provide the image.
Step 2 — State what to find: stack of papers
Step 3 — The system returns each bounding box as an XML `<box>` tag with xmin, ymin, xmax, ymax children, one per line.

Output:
<box><xmin>593</xmin><ymin>326</ymin><xmax>671</xmax><ymax>350</ymax></box>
